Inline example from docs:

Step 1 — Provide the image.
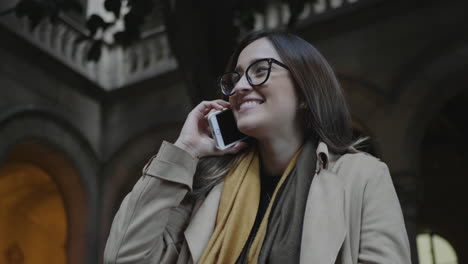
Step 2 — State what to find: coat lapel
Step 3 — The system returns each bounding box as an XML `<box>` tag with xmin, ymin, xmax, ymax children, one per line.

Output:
<box><xmin>184</xmin><ymin>182</ymin><xmax>223</xmax><ymax>263</ymax></box>
<box><xmin>300</xmin><ymin>168</ymin><xmax>347</xmax><ymax>264</ymax></box>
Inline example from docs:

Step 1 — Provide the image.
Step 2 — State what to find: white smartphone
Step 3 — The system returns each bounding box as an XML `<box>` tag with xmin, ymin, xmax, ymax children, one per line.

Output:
<box><xmin>208</xmin><ymin>109</ymin><xmax>248</xmax><ymax>150</ymax></box>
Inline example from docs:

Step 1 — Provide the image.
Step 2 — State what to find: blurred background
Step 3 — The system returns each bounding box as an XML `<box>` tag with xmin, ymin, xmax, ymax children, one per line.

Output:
<box><xmin>0</xmin><ymin>0</ymin><xmax>467</xmax><ymax>263</ymax></box>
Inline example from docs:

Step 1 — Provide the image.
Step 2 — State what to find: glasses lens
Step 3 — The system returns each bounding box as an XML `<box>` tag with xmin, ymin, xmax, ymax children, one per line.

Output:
<box><xmin>220</xmin><ymin>72</ymin><xmax>240</xmax><ymax>95</ymax></box>
<box><xmin>247</xmin><ymin>60</ymin><xmax>270</xmax><ymax>85</ymax></box>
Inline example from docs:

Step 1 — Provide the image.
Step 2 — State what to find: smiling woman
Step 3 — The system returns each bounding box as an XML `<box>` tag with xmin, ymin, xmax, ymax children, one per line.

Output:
<box><xmin>104</xmin><ymin>30</ymin><xmax>412</xmax><ymax>264</ymax></box>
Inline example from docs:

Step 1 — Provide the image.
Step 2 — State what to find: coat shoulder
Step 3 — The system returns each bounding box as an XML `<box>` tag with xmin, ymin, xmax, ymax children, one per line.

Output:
<box><xmin>330</xmin><ymin>152</ymin><xmax>389</xmax><ymax>186</ymax></box>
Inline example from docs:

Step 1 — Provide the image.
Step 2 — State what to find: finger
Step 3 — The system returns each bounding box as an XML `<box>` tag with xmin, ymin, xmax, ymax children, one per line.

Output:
<box><xmin>200</xmin><ymin>120</ymin><xmax>213</xmax><ymax>137</ymax></box>
<box><xmin>207</xmin><ymin>99</ymin><xmax>230</xmax><ymax>110</ymax></box>
<box><xmin>194</xmin><ymin>101</ymin><xmax>215</xmax><ymax>114</ymax></box>
<box><xmin>222</xmin><ymin>141</ymin><xmax>249</xmax><ymax>155</ymax></box>
<box><xmin>196</xmin><ymin>101</ymin><xmax>227</xmax><ymax>116</ymax></box>
<box><xmin>203</xmin><ymin>108</ymin><xmax>215</xmax><ymax>117</ymax></box>
<box><xmin>214</xmin><ymin>99</ymin><xmax>230</xmax><ymax>108</ymax></box>
<box><xmin>204</xmin><ymin>108</ymin><xmax>222</xmax><ymax>119</ymax></box>
<box><xmin>211</xmin><ymin>103</ymin><xmax>228</xmax><ymax>112</ymax></box>
<box><xmin>204</xmin><ymin>138</ymin><xmax>224</xmax><ymax>156</ymax></box>
<box><xmin>203</xmin><ymin>138</ymin><xmax>231</xmax><ymax>157</ymax></box>
<box><xmin>202</xmin><ymin>106</ymin><xmax>211</xmax><ymax>115</ymax></box>
<box><xmin>204</xmin><ymin>99</ymin><xmax>229</xmax><ymax>108</ymax></box>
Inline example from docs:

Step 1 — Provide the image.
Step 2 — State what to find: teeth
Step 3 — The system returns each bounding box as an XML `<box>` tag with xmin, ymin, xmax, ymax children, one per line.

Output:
<box><xmin>239</xmin><ymin>101</ymin><xmax>262</xmax><ymax>110</ymax></box>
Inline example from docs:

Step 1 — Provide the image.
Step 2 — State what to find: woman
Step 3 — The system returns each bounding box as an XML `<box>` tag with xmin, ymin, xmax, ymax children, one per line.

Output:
<box><xmin>104</xmin><ymin>30</ymin><xmax>412</xmax><ymax>264</ymax></box>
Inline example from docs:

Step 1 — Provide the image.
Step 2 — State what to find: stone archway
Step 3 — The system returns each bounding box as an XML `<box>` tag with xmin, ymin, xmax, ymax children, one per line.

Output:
<box><xmin>372</xmin><ymin>41</ymin><xmax>468</xmax><ymax>264</ymax></box>
<box><xmin>0</xmin><ymin>113</ymin><xmax>99</xmax><ymax>264</ymax></box>
<box><xmin>0</xmin><ymin>162</ymin><xmax>67</xmax><ymax>264</ymax></box>
<box><xmin>418</xmin><ymin>92</ymin><xmax>468</xmax><ymax>263</ymax></box>
<box><xmin>1</xmin><ymin>141</ymin><xmax>89</xmax><ymax>264</ymax></box>
<box><xmin>371</xmin><ymin>42</ymin><xmax>468</xmax><ymax>172</ymax></box>
<box><xmin>360</xmin><ymin>40</ymin><xmax>468</xmax><ymax>264</ymax></box>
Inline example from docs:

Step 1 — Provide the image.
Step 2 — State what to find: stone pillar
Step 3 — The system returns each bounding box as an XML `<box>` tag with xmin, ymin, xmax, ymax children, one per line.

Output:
<box><xmin>392</xmin><ymin>171</ymin><xmax>421</xmax><ymax>264</ymax></box>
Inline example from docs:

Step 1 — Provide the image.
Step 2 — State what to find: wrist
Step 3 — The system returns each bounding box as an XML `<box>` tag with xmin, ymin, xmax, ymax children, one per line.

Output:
<box><xmin>174</xmin><ymin>139</ymin><xmax>200</xmax><ymax>159</ymax></box>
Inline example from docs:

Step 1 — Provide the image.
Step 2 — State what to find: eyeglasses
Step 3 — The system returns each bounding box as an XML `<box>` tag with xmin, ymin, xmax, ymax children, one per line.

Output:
<box><xmin>218</xmin><ymin>58</ymin><xmax>290</xmax><ymax>96</ymax></box>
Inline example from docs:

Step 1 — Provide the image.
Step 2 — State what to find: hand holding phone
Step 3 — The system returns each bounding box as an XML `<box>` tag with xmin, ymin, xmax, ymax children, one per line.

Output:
<box><xmin>208</xmin><ymin>109</ymin><xmax>248</xmax><ymax>150</ymax></box>
<box><xmin>174</xmin><ymin>100</ymin><xmax>247</xmax><ymax>158</ymax></box>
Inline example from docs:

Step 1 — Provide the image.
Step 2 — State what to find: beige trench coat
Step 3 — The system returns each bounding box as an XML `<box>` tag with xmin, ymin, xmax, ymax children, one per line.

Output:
<box><xmin>104</xmin><ymin>141</ymin><xmax>412</xmax><ymax>264</ymax></box>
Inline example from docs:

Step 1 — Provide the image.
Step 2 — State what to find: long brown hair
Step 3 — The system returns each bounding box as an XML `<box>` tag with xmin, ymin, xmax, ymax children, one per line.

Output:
<box><xmin>191</xmin><ymin>30</ymin><xmax>354</xmax><ymax>198</ymax></box>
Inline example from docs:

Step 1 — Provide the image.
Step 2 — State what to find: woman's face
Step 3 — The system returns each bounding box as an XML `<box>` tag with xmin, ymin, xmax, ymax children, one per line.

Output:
<box><xmin>229</xmin><ymin>38</ymin><xmax>301</xmax><ymax>140</ymax></box>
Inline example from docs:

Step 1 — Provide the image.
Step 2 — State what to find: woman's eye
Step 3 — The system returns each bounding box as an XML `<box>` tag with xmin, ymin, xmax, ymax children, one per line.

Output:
<box><xmin>231</xmin><ymin>75</ymin><xmax>241</xmax><ymax>84</ymax></box>
<box><xmin>255</xmin><ymin>67</ymin><xmax>268</xmax><ymax>74</ymax></box>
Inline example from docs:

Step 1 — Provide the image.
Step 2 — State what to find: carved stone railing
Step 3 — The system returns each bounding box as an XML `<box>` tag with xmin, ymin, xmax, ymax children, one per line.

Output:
<box><xmin>0</xmin><ymin>0</ymin><xmax>377</xmax><ymax>91</ymax></box>
<box><xmin>253</xmin><ymin>0</ymin><xmax>375</xmax><ymax>30</ymax></box>
<box><xmin>0</xmin><ymin>1</ymin><xmax>176</xmax><ymax>91</ymax></box>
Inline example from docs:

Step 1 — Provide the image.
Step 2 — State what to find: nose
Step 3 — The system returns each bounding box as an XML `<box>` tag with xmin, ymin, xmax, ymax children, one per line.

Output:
<box><xmin>232</xmin><ymin>73</ymin><xmax>253</xmax><ymax>95</ymax></box>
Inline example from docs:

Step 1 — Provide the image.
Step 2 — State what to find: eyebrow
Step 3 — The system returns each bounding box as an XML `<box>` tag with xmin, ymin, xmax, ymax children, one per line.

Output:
<box><xmin>234</xmin><ymin>58</ymin><xmax>264</xmax><ymax>72</ymax></box>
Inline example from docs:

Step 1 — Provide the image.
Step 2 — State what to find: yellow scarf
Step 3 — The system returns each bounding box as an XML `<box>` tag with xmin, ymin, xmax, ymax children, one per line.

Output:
<box><xmin>198</xmin><ymin>147</ymin><xmax>303</xmax><ymax>264</ymax></box>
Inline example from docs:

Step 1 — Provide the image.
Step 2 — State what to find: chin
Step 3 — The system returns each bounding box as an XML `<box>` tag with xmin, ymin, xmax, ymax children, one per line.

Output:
<box><xmin>237</xmin><ymin>119</ymin><xmax>263</xmax><ymax>138</ymax></box>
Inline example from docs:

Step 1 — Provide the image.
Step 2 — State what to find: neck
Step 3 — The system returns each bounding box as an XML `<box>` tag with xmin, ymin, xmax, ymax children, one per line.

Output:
<box><xmin>257</xmin><ymin>132</ymin><xmax>305</xmax><ymax>177</ymax></box>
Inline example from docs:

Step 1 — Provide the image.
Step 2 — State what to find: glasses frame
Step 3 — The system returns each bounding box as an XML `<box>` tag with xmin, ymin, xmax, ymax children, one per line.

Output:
<box><xmin>219</xmin><ymin>58</ymin><xmax>290</xmax><ymax>96</ymax></box>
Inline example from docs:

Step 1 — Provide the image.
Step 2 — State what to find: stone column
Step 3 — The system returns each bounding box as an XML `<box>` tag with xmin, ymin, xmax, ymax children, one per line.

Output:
<box><xmin>392</xmin><ymin>171</ymin><xmax>421</xmax><ymax>264</ymax></box>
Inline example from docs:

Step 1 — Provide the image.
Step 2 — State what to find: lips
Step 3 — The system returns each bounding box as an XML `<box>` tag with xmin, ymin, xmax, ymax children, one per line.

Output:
<box><xmin>238</xmin><ymin>99</ymin><xmax>264</xmax><ymax>112</ymax></box>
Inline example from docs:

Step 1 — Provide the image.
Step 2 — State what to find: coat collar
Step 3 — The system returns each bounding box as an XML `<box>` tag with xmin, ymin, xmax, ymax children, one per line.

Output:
<box><xmin>302</xmin><ymin>141</ymin><xmax>346</xmax><ymax>263</ymax></box>
<box><xmin>300</xmin><ymin>168</ymin><xmax>346</xmax><ymax>263</ymax></box>
<box><xmin>184</xmin><ymin>141</ymin><xmax>346</xmax><ymax>264</ymax></box>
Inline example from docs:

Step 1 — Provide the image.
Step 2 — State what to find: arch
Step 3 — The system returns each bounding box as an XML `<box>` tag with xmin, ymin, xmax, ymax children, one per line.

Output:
<box><xmin>0</xmin><ymin>108</ymin><xmax>97</xmax><ymax>157</ymax></box>
<box><xmin>361</xmin><ymin>42</ymin><xmax>468</xmax><ymax>264</ymax></box>
<box><xmin>369</xmin><ymin>42</ymin><xmax>468</xmax><ymax>171</ymax></box>
<box><xmin>0</xmin><ymin>112</ymin><xmax>99</xmax><ymax>264</ymax></box>
<box><xmin>99</xmin><ymin>122</ymin><xmax>182</xmax><ymax>261</ymax></box>
<box><xmin>397</xmin><ymin>42</ymin><xmax>468</xmax><ymax>156</ymax></box>
<box><xmin>0</xmin><ymin>162</ymin><xmax>67</xmax><ymax>264</ymax></box>
<box><xmin>417</xmin><ymin>91</ymin><xmax>468</xmax><ymax>263</ymax></box>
